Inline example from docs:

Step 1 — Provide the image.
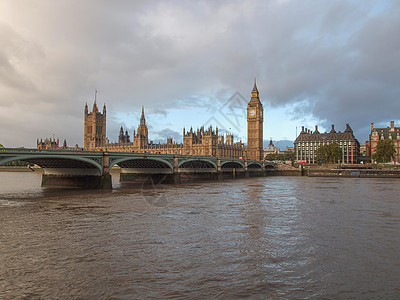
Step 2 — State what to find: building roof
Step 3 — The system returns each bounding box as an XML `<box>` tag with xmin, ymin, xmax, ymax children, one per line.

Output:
<box><xmin>264</xmin><ymin>139</ymin><xmax>277</xmax><ymax>152</ymax></box>
<box><xmin>249</xmin><ymin>78</ymin><xmax>261</xmax><ymax>105</ymax></box>
<box><xmin>295</xmin><ymin>124</ymin><xmax>359</xmax><ymax>144</ymax></box>
<box><xmin>371</xmin><ymin>126</ymin><xmax>400</xmax><ymax>139</ymax></box>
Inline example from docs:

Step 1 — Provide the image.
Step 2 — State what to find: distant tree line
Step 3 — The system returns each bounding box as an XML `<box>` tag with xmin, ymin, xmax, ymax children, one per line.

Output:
<box><xmin>265</xmin><ymin>151</ymin><xmax>295</xmax><ymax>162</ymax></box>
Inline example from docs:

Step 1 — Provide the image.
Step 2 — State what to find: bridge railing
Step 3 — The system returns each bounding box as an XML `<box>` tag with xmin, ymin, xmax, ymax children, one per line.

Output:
<box><xmin>0</xmin><ymin>148</ymin><xmax>104</xmax><ymax>154</ymax></box>
<box><xmin>1</xmin><ymin>148</ymin><xmax>274</xmax><ymax>167</ymax></box>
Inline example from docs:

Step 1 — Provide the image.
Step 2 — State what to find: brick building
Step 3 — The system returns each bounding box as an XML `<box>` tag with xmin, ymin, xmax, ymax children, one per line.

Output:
<box><xmin>369</xmin><ymin>121</ymin><xmax>400</xmax><ymax>163</ymax></box>
<box><xmin>294</xmin><ymin>124</ymin><xmax>360</xmax><ymax>164</ymax></box>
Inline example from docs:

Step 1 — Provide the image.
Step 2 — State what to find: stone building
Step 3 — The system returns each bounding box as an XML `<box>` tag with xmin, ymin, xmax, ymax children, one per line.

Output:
<box><xmin>37</xmin><ymin>137</ymin><xmax>61</xmax><ymax>150</ymax></box>
<box><xmin>37</xmin><ymin>137</ymin><xmax>80</xmax><ymax>150</ymax></box>
<box><xmin>264</xmin><ymin>139</ymin><xmax>279</xmax><ymax>157</ymax></box>
<box><xmin>84</xmin><ymin>100</ymin><xmax>107</xmax><ymax>150</ymax></box>
<box><xmin>294</xmin><ymin>124</ymin><xmax>360</xmax><ymax>164</ymax></box>
<box><xmin>369</xmin><ymin>121</ymin><xmax>400</xmax><ymax>163</ymax></box>
<box><xmin>82</xmin><ymin>81</ymin><xmax>264</xmax><ymax>160</ymax></box>
<box><xmin>247</xmin><ymin>80</ymin><xmax>264</xmax><ymax>161</ymax></box>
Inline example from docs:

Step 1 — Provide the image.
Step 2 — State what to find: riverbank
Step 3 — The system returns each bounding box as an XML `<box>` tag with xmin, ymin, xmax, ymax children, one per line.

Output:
<box><xmin>304</xmin><ymin>164</ymin><xmax>400</xmax><ymax>178</ymax></box>
<box><xmin>308</xmin><ymin>169</ymin><xmax>400</xmax><ymax>178</ymax></box>
<box><xmin>0</xmin><ymin>166</ymin><xmax>42</xmax><ymax>172</ymax></box>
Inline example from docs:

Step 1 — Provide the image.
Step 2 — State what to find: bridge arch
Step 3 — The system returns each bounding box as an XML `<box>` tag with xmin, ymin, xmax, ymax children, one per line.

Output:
<box><xmin>265</xmin><ymin>164</ymin><xmax>275</xmax><ymax>169</ymax></box>
<box><xmin>110</xmin><ymin>157</ymin><xmax>173</xmax><ymax>171</ymax></box>
<box><xmin>221</xmin><ymin>161</ymin><xmax>244</xmax><ymax>169</ymax></box>
<box><xmin>248</xmin><ymin>162</ymin><xmax>263</xmax><ymax>169</ymax></box>
<box><xmin>0</xmin><ymin>155</ymin><xmax>103</xmax><ymax>175</ymax></box>
<box><xmin>179</xmin><ymin>159</ymin><xmax>217</xmax><ymax>170</ymax></box>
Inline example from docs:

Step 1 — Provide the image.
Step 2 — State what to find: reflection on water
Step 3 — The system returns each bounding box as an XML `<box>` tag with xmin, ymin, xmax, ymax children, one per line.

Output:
<box><xmin>1</xmin><ymin>172</ymin><xmax>400</xmax><ymax>298</ymax></box>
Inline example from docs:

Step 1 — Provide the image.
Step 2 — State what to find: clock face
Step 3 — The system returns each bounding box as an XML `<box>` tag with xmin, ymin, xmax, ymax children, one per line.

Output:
<box><xmin>249</xmin><ymin>109</ymin><xmax>256</xmax><ymax>117</ymax></box>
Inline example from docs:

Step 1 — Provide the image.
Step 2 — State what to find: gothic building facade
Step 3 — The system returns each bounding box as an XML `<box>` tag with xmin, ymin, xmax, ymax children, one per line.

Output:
<box><xmin>294</xmin><ymin>124</ymin><xmax>360</xmax><ymax>164</ymax></box>
<box><xmin>37</xmin><ymin>137</ymin><xmax>80</xmax><ymax>150</ymax></box>
<box><xmin>369</xmin><ymin>121</ymin><xmax>400</xmax><ymax>163</ymax></box>
<box><xmin>84</xmin><ymin>100</ymin><xmax>107</xmax><ymax>150</ymax></box>
<box><xmin>37</xmin><ymin>137</ymin><xmax>62</xmax><ymax>150</ymax></box>
<box><xmin>82</xmin><ymin>81</ymin><xmax>264</xmax><ymax>160</ymax></box>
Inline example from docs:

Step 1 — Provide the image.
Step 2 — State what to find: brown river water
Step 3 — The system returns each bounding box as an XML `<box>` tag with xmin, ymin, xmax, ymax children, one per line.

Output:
<box><xmin>1</xmin><ymin>172</ymin><xmax>400</xmax><ymax>299</ymax></box>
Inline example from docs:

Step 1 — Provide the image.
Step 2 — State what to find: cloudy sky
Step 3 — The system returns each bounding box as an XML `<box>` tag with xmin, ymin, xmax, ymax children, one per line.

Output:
<box><xmin>1</xmin><ymin>0</ymin><xmax>399</xmax><ymax>148</ymax></box>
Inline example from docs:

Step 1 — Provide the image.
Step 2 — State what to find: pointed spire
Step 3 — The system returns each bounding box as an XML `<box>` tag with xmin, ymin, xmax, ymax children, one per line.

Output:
<box><xmin>253</xmin><ymin>77</ymin><xmax>258</xmax><ymax>92</ymax></box>
<box><xmin>140</xmin><ymin>106</ymin><xmax>146</xmax><ymax>125</ymax></box>
<box><xmin>92</xmin><ymin>90</ymin><xmax>99</xmax><ymax>112</ymax></box>
<box><xmin>250</xmin><ymin>77</ymin><xmax>261</xmax><ymax>104</ymax></box>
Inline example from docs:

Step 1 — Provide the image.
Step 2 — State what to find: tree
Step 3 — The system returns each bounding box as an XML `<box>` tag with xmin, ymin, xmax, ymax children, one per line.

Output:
<box><xmin>327</xmin><ymin>142</ymin><xmax>342</xmax><ymax>163</ymax></box>
<box><xmin>315</xmin><ymin>142</ymin><xmax>342</xmax><ymax>164</ymax></box>
<box><xmin>315</xmin><ymin>144</ymin><xmax>329</xmax><ymax>164</ymax></box>
<box><xmin>265</xmin><ymin>151</ymin><xmax>295</xmax><ymax>162</ymax></box>
<box><xmin>372</xmin><ymin>139</ymin><xmax>395</xmax><ymax>163</ymax></box>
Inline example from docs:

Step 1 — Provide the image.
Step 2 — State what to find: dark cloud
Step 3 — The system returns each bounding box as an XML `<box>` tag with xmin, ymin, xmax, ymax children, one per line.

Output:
<box><xmin>0</xmin><ymin>0</ymin><xmax>399</xmax><ymax>147</ymax></box>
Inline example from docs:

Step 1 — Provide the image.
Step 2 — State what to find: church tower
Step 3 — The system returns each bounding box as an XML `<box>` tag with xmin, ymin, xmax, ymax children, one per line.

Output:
<box><xmin>247</xmin><ymin>79</ymin><xmax>264</xmax><ymax>161</ymax></box>
<box><xmin>134</xmin><ymin>106</ymin><xmax>149</xmax><ymax>149</ymax></box>
<box><xmin>84</xmin><ymin>92</ymin><xmax>107</xmax><ymax>150</ymax></box>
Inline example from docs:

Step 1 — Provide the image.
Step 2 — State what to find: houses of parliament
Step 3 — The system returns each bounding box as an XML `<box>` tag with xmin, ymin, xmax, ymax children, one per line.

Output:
<box><xmin>41</xmin><ymin>81</ymin><xmax>264</xmax><ymax>161</ymax></box>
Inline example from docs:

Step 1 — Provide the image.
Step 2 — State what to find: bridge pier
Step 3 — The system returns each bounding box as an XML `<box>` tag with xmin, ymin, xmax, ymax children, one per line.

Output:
<box><xmin>40</xmin><ymin>163</ymin><xmax>112</xmax><ymax>189</ymax></box>
<box><xmin>41</xmin><ymin>174</ymin><xmax>111</xmax><ymax>189</ymax></box>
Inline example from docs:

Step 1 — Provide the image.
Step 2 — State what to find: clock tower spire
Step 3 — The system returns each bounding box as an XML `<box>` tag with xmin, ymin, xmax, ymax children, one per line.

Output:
<box><xmin>247</xmin><ymin>78</ymin><xmax>264</xmax><ymax>161</ymax></box>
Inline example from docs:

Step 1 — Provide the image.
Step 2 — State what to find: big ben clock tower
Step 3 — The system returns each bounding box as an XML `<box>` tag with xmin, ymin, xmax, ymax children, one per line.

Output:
<box><xmin>247</xmin><ymin>79</ymin><xmax>264</xmax><ymax>161</ymax></box>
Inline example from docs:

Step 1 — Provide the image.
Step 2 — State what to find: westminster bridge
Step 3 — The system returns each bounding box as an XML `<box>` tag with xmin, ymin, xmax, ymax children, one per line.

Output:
<box><xmin>0</xmin><ymin>148</ymin><xmax>275</xmax><ymax>189</ymax></box>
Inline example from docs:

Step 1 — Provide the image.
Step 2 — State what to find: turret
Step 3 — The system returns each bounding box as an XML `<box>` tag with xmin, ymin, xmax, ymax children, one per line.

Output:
<box><xmin>84</xmin><ymin>91</ymin><xmax>106</xmax><ymax>150</ymax></box>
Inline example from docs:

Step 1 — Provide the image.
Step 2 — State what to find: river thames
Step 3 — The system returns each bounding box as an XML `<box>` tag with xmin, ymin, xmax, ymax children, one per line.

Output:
<box><xmin>1</xmin><ymin>172</ymin><xmax>399</xmax><ymax>299</ymax></box>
